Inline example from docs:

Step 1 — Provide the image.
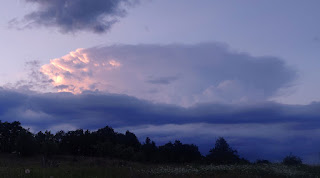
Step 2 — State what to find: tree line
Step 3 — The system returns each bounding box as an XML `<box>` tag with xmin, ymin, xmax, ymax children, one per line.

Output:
<box><xmin>0</xmin><ymin>121</ymin><xmax>301</xmax><ymax>165</ymax></box>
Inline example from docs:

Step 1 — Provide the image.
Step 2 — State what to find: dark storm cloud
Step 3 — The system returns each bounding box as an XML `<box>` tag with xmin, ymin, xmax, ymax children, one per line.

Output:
<box><xmin>0</xmin><ymin>89</ymin><xmax>319</xmax><ymax>129</ymax></box>
<box><xmin>22</xmin><ymin>0</ymin><xmax>137</xmax><ymax>33</ymax></box>
<box><xmin>0</xmin><ymin>89</ymin><xmax>27</xmax><ymax>115</ymax></box>
<box><xmin>1</xmin><ymin>89</ymin><xmax>320</xmax><ymax>163</ymax></box>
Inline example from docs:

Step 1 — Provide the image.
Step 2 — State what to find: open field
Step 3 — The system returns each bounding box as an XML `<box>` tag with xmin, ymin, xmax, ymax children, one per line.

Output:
<box><xmin>0</xmin><ymin>154</ymin><xmax>319</xmax><ymax>178</ymax></box>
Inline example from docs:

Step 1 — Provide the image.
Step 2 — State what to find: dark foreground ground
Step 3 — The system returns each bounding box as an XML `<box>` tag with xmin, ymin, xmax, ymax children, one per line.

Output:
<box><xmin>0</xmin><ymin>154</ymin><xmax>319</xmax><ymax>178</ymax></box>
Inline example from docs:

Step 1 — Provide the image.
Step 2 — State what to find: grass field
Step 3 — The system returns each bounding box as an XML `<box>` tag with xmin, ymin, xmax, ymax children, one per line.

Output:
<box><xmin>0</xmin><ymin>154</ymin><xmax>319</xmax><ymax>178</ymax></box>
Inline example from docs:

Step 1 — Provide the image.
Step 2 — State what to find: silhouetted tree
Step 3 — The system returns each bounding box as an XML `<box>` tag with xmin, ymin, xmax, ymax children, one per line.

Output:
<box><xmin>141</xmin><ymin>137</ymin><xmax>158</xmax><ymax>162</ymax></box>
<box><xmin>35</xmin><ymin>131</ymin><xmax>58</xmax><ymax>156</ymax></box>
<box><xmin>0</xmin><ymin>121</ymin><xmax>24</xmax><ymax>153</ymax></box>
<box><xmin>0</xmin><ymin>121</ymin><xmax>254</xmax><ymax>165</ymax></box>
<box><xmin>206</xmin><ymin>137</ymin><xmax>240</xmax><ymax>164</ymax></box>
<box><xmin>95</xmin><ymin>126</ymin><xmax>116</xmax><ymax>143</ymax></box>
<box><xmin>54</xmin><ymin>130</ymin><xmax>66</xmax><ymax>154</ymax></box>
<box><xmin>158</xmin><ymin>140</ymin><xmax>201</xmax><ymax>163</ymax></box>
<box><xmin>63</xmin><ymin>129</ymin><xmax>86</xmax><ymax>155</ymax></box>
<box><xmin>16</xmin><ymin>129</ymin><xmax>37</xmax><ymax>156</ymax></box>
<box><xmin>123</xmin><ymin>130</ymin><xmax>141</xmax><ymax>150</ymax></box>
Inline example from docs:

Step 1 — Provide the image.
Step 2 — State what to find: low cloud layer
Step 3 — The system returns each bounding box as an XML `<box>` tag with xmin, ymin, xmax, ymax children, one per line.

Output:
<box><xmin>21</xmin><ymin>0</ymin><xmax>137</xmax><ymax>33</ymax></box>
<box><xmin>41</xmin><ymin>43</ymin><xmax>296</xmax><ymax>106</ymax></box>
<box><xmin>0</xmin><ymin>89</ymin><xmax>319</xmax><ymax>163</ymax></box>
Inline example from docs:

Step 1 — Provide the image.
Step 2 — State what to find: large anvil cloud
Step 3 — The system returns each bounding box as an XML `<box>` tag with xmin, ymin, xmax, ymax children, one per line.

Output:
<box><xmin>41</xmin><ymin>43</ymin><xmax>296</xmax><ymax>106</ymax></box>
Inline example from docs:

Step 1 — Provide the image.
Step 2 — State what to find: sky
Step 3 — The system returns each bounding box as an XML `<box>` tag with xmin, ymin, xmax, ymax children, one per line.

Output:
<box><xmin>0</xmin><ymin>0</ymin><xmax>320</xmax><ymax>163</ymax></box>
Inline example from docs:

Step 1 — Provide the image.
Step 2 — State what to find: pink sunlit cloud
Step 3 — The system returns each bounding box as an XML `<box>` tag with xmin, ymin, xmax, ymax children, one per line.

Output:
<box><xmin>41</xmin><ymin>48</ymin><xmax>121</xmax><ymax>93</ymax></box>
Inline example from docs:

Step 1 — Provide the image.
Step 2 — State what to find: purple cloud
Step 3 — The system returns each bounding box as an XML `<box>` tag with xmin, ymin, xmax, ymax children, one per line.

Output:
<box><xmin>21</xmin><ymin>0</ymin><xmax>138</xmax><ymax>33</ymax></box>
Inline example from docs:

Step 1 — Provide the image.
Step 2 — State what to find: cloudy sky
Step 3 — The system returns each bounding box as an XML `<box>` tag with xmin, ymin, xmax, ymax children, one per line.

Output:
<box><xmin>1</xmin><ymin>0</ymin><xmax>320</xmax><ymax>163</ymax></box>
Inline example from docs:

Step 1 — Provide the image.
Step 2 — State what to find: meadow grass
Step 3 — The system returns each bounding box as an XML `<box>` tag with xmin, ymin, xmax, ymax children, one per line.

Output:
<box><xmin>0</xmin><ymin>154</ymin><xmax>319</xmax><ymax>178</ymax></box>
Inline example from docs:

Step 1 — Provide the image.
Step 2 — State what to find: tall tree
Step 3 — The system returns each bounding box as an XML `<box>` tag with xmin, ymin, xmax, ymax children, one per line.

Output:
<box><xmin>206</xmin><ymin>137</ymin><xmax>240</xmax><ymax>164</ymax></box>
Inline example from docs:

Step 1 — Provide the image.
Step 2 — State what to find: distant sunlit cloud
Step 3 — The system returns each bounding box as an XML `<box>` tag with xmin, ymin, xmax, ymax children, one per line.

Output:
<box><xmin>41</xmin><ymin>43</ymin><xmax>296</xmax><ymax>106</ymax></box>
